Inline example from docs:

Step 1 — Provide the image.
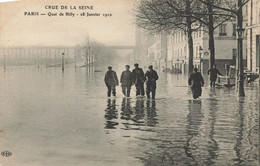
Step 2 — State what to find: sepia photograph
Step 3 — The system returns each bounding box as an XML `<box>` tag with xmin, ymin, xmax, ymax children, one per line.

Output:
<box><xmin>0</xmin><ymin>0</ymin><xmax>259</xmax><ymax>165</ymax></box>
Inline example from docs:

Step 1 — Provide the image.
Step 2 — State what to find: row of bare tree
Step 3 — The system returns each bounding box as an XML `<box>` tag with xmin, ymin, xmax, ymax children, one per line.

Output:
<box><xmin>134</xmin><ymin>0</ymin><xmax>249</xmax><ymax>96</ymax></box>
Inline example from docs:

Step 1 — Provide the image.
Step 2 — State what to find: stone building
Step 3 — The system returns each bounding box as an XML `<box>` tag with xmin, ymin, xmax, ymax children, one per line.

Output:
<box><xmin>167</xmin><ymin>21</ymin><xmax>247</xmax><ymax>74</ymax></box>
<box><xmin>246</xmin><ymin>0</ymin><xmax>260</xmax><ymax>73</ymax></box>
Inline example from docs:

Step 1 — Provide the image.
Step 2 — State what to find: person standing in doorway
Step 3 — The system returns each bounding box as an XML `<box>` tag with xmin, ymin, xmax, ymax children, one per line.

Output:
<box><xmin>145</xmin><ymin>65</ymin><xmax>159</xmax><ymax>99</ymax></box>
<box><xmin>120</xmin><ymin>65</ymin><xmax>133</xmax><ymax>97</ymax></box>
<box><xmin>208</xmin><ymin>64</ymin><xmax>222</xmax><ymax>87</ymax></box>
<box><xmin>188</xmin><ymin>68</ymin><xmax>204</xmax><ymax>99</ymax></box>
<box><xmin>132</xmin><ymin>63</ymin><xmax>145</xmax><ymax>96</ymax></box>
<box><xmin>104</xmin><ymin>66</ymin><xmax>119</xmax><ymax>97</ymax></box>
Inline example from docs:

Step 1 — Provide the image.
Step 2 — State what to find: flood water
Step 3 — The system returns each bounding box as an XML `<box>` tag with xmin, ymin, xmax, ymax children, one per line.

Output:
<box><xmin>0</xmin><ymin>65</ymin><xmax>259</xmax><ymax>166</ymax></box>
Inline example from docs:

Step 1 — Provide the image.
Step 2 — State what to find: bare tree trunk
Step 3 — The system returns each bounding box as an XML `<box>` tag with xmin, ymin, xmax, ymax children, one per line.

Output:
<box><xmin>207</xmin><ymin>1</ymin><xmax>215</xmax><ymax>70</ymax></box>
<box><xmin>186</xmin><ymin>0</ymin><xmax>193</xmax><ymax>75</ymax></box>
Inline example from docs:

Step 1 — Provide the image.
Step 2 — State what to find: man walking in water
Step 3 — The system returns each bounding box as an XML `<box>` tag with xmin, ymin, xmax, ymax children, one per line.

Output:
<box><xmin>188</xmin><ymin>68</ymin><xmax>204</xmax><ymax>99</ymax></box>
<box><xmin>120</xmin><ymin>65</ymin><xmax>133</xmax><ymax>97</ymax></box>
<box><xmin>104</xmin><ymin>66</ymin><xmax>119</xmax><ymax>97</ymax></box>
<box><xmin>132</xmin><ymin>63</ymin><xmax>145</xmax><ymax>96</ymax></box>
<box><xmin>208</xmin><ymin>64</ymin><xmax>222</xmax><ymax>87</ymax></box>
<box><xmin>145</xmin><ymin>65</ymin><xmax>159</xmax><ymax>99</ymax></box>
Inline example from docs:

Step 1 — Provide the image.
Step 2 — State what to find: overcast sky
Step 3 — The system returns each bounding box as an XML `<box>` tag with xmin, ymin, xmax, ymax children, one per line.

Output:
<box><xmin>0</xmin><ymin>0</ymin><xmax>136</xmax><ymax>47</ymax></box>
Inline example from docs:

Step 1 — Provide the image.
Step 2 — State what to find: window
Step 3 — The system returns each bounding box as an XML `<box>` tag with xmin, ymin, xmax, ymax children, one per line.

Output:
<box><xmin>219</xmin><ymin>24</ymin><xmax>227</xmax><ymax>36</ymax></box>
<box><xmin>196</xmin><ymin>46</ymin><xmax>198</xmax><ymax>58</ymax></box>
<box><xmin>232</xmin><ymin>24</ymin><xmax>236</xmax><ymax>37</ymax></box>
<box><xmin>232</xmin><ymin>49</ymin><xmax>237</xmax><ymax>64</ymax></box>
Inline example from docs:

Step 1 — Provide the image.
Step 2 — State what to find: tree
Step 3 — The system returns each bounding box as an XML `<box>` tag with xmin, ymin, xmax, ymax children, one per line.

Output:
<box><xmin>191</xmin><ymin>0</ymin><xmax>235</xmax><ymax>70</ymax></box>
<box><xmin>135</xmin><ymin>0</ymin><xmax>200</xmax><ymax>74</ymax></box>
<box><xmin>202</xmin><ymin>0</ymin><xmax>249</xmax><ymax>96</ymax></box>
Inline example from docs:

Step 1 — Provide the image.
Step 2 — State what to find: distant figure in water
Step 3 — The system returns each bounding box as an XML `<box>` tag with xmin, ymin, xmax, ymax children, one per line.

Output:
<box><xmin>104</xmin><ymin>66</ymin><xmax>119</xmax><ymax>97</ymax></box>
<box><xmin>120</xmin><ymin>65</ymin><xmax>133</xmax><ymax>97</ymax></box>
<box><xmin>145</xmin><ymin>65</ymin><xmax>159</xmax><ymax>99</ymax></box>
<box><xmin>188</xmin><ymin>68</ymin><xmax>204</xmax><ymax>99</ymax></box>
<box><xmin>208</xmin><ymin>64</ymin><xmax>222</xmax><ymax>87</ymax></box>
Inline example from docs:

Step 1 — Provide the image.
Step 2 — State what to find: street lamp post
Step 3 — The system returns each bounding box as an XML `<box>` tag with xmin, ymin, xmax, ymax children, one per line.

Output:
<box><xmin>236</xmin><ymin>0</ymin><xmax>245</xmax><ymax>97</ymax></box>
<box><xmin>62</xmin><ymin>52</ymin><xmax>65</xmax><ymax>72</ymax></box>
<box><xmin>236</xmin><ymin>27</ymin><xmax>245</xmax><ymax>96</ymax></box>
<box><xmin>199</xmin><ymin>46</ymin><xmax>203</xmax><ymax>73</ymax></box>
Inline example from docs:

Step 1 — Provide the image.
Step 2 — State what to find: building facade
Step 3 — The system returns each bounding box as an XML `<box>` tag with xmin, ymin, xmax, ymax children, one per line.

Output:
<box><xmin>167</xmin><ymin>21</ymin><xmax>247</xmax><ymax>74</ymax></box>
<box><xmin>246</xmin><ymin>0</ymin><xmax>260</xmax><ymax>73</ymax></box>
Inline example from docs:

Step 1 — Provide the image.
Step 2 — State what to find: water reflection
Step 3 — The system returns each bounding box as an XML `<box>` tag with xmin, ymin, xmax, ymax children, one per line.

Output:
<box><xmin>185</xmin><ymin>99</ymin><xmax>203</xmax><ymax>165</ymax></box>
<box><xmin>233</xmin><ymin>97</ymin><xmax>245</xmax><ymax>165</ymax></box>
<box><xmin>146</xmin><ymin>100</ymin><xmax>158</xmax><ymax>127</ymax></box>
<box><xmin>120</xmin><ymin>98</ymin><xmax>133</xmax><ymax>121</ymax></box>
<box><xmin>104</xmin><ymin>99</ymin><xmax>118</xmax><ymax>129</ymax></box>
<box><xmin>132</xmin><ymin>99</ymin><xmax>145</xmax><ymax>125</ymax></box>
<box><xmin>206</xmin><ymin>89</ymin><xmax>219</xmax><ymax>165</ymax></box>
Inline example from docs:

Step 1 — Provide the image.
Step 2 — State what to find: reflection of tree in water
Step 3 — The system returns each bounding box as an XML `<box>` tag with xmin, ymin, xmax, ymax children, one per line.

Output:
<box><xmin>104</xmin><ymin>99</ymin><xmax>118</xmax><ymax>129</ymax></box>
<box><xmin>205</xmin><ymin>88</ymin><xmax>219</xmax><ymax>166</ymax></box>
<box><xmin>184</xmin><ymin>99</ymin><xmax>203</xmax><ymax>165</ymax></box>
<box><xmin>146</xmin><ymin>100</ymin><xmax>158</xmax><ymax>127</ymax></box>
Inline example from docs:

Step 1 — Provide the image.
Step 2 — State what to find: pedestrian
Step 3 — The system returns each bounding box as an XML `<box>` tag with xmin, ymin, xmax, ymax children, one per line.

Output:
<box><xmin>188</xmin><ymin>68</ymin><xmax>204</xmax><ymax>99</ymax></box>
<box><xmin>208</xmin><ymin>64</ymin><xmax>222</xmax><ymax>87</ymax></box>
<box><xmin>132</xmin><ymin>63</ymin><xmax>145</xmax><ymax>96</ymax></box>
<box><xmin>145</xmin><ymin>65</ymin><xmax>159</xmax><ymax>99</ymax></box>
<box><xmin>120</xmin><ymin>65</ymin><xmax>133</xmax><ymax>97</ymax></box>
<box><xmin>104</xmin><ymin>66</ymin><xmax>119</xmax><ymax>97</ymax></box>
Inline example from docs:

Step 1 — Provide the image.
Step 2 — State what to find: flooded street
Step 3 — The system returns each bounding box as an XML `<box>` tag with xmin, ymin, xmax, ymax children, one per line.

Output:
<box><xmin>0</xmin><ymin>65</ymin><xmax>259</xmax><ymax>166</ymax></box>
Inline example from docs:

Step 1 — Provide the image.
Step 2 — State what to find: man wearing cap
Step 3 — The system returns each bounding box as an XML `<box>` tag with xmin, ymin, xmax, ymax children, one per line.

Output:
<box><xmin>145</xmin><ymin>65</ymin><xmax>159</xmax><ymax>99</ymax></box>
<box><xmin>120</xmin><ymin>65</ymin><xmax>133</xmax><ymax>97</ymax></box>
<box><xmin>104</xmin><ymin>66</ymin><xmax>119</xmax><ymax>97</ymax></box>
<box><xmin>132</xmin><ymin>63</ymin><xmax>145</xmax><ymax>96</ymax></box>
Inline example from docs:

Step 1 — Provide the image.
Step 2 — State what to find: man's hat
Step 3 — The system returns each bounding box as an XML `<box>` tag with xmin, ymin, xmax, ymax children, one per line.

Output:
<box><xmin>108</xmin><ymin>66</ymin><xmax>112</xmax><ymax>69</ymax></box>
<box><xmin>148</xmin><ymin>65</ymin><xmax>153</xmax><ymax>69</ymax></box>
<box><xmin>134</xmin><ymin>63</ymin><xmax>139</xmax><ymax>67</ymax></box>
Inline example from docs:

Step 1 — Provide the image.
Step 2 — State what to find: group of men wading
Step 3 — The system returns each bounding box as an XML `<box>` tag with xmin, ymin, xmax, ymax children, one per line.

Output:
<box><xmin>104</xmin><ymin>63</ymin><xmax>159</xmax><ymax>99</ymax></box>
<box><xmin>105</xmin><ymin>63</ymin><xmax>222</xmax><ymax>100</ymax></box>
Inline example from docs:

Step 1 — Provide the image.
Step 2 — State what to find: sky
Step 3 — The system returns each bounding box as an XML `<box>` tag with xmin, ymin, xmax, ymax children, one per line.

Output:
<box><xmin>0</xmin><ymin>0</ymin><xmax>136</xmax><ymax>47</ymax></box>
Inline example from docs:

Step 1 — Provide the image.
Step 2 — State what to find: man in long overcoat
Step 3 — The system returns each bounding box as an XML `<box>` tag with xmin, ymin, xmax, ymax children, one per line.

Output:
<box><xmin>188</xmin><ymin>68</ymin><xmax>204</xmax><ymax>99</ymax></box>
<box><xmin>104</xmin><ymin>66</ymin><xmax>119</xmax><ymax>97</ymax></box>
<box><xmin>145</xmin><ymin>65</ymin><xmax>159</xmax><ymax>99</ymax></box>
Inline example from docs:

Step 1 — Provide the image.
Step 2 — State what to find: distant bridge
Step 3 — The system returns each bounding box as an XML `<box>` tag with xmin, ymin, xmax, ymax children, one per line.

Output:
<box><xmin>107</xmin><ymin>46</ymin><xmax>135</xmax><ymax>50</ymax></box>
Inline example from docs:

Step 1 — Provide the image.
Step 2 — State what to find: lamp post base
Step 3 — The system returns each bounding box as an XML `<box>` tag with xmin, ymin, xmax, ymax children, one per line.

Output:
<box><xmin>237</xmin><ymin>80</ymin><xmax>245</xmax><ymax>97</ymax></box>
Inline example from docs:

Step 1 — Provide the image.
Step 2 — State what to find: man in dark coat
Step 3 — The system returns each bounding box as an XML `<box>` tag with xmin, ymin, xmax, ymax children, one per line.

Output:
<box><xmin>208</xmin><ymin>64</ymin><xmax>222</xmax><ymax>87</ymax></box>
<box><xmin>104</xmin><ymin>66</ymin><xmax>119</xmax><ymax>97</ymax></box>
<box><xmin>120</xmin><ymin>65</ymin><xmax>133</xmax><ymax>97</ymax></box>
<box><xmin>132</xmin><ymin>63</ymin><xmax>145</xmax><ymax>96</ymax></box>
<box><xmin>145</xmin><ymin>65</ymin><xmax>159</xmax><ymax>99</ymax></box>
<box><xmin>188</xmin><ymin>68</ymin><xmax>204</xmax><ymax>99</ymax></box>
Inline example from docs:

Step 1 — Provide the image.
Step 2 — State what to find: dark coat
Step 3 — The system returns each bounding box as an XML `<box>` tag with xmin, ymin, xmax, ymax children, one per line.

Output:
<box><xmin>208</xmin><ymin>68</ymin><xmax>222</xmax><ymax>81</ymax></box>
<box><xmin>132</xmin><ymin>68</ymin><xmax>145</xmax><ymax>84</ymax></box>
<box><xmin>120</xmin><ymin>70</ymin><xmax>133</xmax><ymax>87</ymax></box>
<box><xmin>145</xmin><ymin>69</ymin><xmax>159</xmax><ymax>89</ymax></box>
<box><xmin>104</xmin><ymin>70</ymin><xmax>119</xmax><ymax>87</ymax></box>
<box><xmin>188</xmin><ymin>72</ymin><xmax>204</xmax><ymax>98</ymax></box>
